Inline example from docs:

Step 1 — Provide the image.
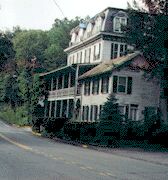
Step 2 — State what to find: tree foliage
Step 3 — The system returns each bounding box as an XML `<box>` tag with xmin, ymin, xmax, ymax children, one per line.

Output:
<box><xmin>0</xmin><ymin>33</ymin><xmax>15</xmax><ymax>72</ymax></box>
<box><xmin>3</xmin><ymin>75</ymin><xmax>21</xmax><ymax>109</ymax></box>
<box><xmin>142</xmin><ymin>0</ymin><xmax>168</xmax><ymax>14</ymax></box>
<box><xmin>13</xmin><ymin>30</ymin><xmax>49</xmax><ymax>67</ymax></box>
<box><xmin>99</xmin><ymin>94</ymin><xmax>122</xmax><ymax>131</ymax></box>
<box><xmin>126</xmin><ymin>0</ymin><xmax>168</xmax><ymax>121</ymax></box>
<box><xmin>18</xmin><ymin>70</ymin><xmax>29</xmax><ymax>104</ymax></box>
<box><xmin>126</xmin><ymin>1</ymin><xmax>168</xmax><ymax>88</ymax></box>
<box><xmin>44</xmin><ymin>18</ymin><xmax>80</xmax><ymax>70</ymax></box>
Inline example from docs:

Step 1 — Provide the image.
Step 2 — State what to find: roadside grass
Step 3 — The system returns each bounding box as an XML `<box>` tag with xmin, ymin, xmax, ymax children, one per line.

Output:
<box><xmin>0</xmin><ymin>105</ymin><xmax>28</xmax><ymax>126</ymax></box>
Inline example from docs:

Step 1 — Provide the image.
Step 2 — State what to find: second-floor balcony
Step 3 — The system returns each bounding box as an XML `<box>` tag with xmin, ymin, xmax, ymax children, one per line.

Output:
<box><xmin>48</xmin><ymin>87</ymin><xmax>75</xmax><ymax>99</ymax></box>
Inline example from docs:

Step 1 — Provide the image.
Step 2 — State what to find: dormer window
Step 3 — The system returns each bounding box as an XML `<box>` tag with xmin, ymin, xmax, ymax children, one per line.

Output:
<box><xmin>114</xmin><ymin>16</ymin><xmax>127</xmax><ymax>33</ymax></box>
<box><xmin>71</xmin><ymin>33</ymin><xmax>77</xmax><ymax>43</ymax></box>
<box><xmin>87</xmin><ymin>23</ymin><xmax>92</xmax><ymax>38</ymax></box>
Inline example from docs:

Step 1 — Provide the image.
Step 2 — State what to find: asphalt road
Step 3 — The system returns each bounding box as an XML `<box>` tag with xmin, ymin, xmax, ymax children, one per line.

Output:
<box><xmin>0</xmin><ymin>120</ymin><xmax>168</xmax><ymax>180</ymax></box>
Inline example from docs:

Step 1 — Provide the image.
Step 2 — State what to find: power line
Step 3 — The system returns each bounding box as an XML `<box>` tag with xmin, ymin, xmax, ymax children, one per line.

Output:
<box><xmin>52</xmin><ymin>0</ymin><xmax>65</xmax><ymax>18</ymax></box>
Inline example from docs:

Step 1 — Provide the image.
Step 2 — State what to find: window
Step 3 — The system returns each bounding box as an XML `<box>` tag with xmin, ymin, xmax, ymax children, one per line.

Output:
<box><xmin>56</xmin><ymin>100</ymin><xmax>61</xmax><ymax>117</ymax></box>
<box><xmin>119</xmin><ymin>105</ymin><xmax>129</xmax><ymax>121</ymax></box>
<box><xmin>53</xmin><ymin>77</ymin><xmax>56</xmax><ymax>90</ymax></box>
<box><xmin>87</xmin><ymin>23</ymin><xmax>92</xmax><ymax>37</ymax></box>
<box><xmin>84</xmin><ymin>81</ymin><xmax>90</xmax><ymax>95</ymax></box>
<box><xmin>51</xmin><ymin>101</ymin><xmax>55</xmax><ymax>117</ymax></box>
<box><xmin>90</xmin><ymin>105</ymin><xmax>93</xmax><ymax>121</ymax></box>
<box><xmin>77</xmin><ymin>82</ymin><xmax>82</xmax><ymax>95</ymax></box>
<box><xmin>70</xmin><ymin>72</ymin><xmax>75</xmax><ymax>87</ymax></box>
<box><xmin>118</xmin><ymin>77</ymin><xmax>126</xmax><ymax>93</ymax></box>
<box><xmin>120</xmin><ymin>44</ymin><xmax>127</xmax><ymax>56</ymax></box>
<box><xmin>64</xmin><ymin>74</ymin><xmax>68</xmax><ymax>88</ymax></box>
<box><xmin>130</xmin><ymin>104</ymin><xmax>138</xmax><ymax>121</ymax></box>
<box><xmin>94</xmin><ymin>105</ymin><xmax>98</xmax><ymax>121</ymax></box>
<box><xmin>93</xmin><ymin>43</ymin><xmax>101</xmax><ymax>60</ymax></box>
<box><xmin>85</xmin><ymin>48</ymin><xmax>91</xmax><ymax>63</ymax></box>
<box><xmin>111</xmin><ymin>43</ymin><xmax>127</xmax><ymax>59</ymax></box>
<box><xmin>113</xmin><ymin>76</ymin><xmax>132</xmax><ymax>94</ymax></box>
<box><xmin>77</xmin><ymin>52</ymin><xmax>79</xmax><ymax>63</ymax></box>
<box><xmin>62</xmin><ymin>100</ymin><xmax>67</xmax><ymax>117</ymax></box>
<box><xmin>99</xmin><ymin>105</ymin><xmax>103</xmax><ymax>118</ymax></box>
<box><xmin>114</xmin><ymin>17</ymin><xmax>127</xmax><ymax>33</ymax></box>
<box><xmin>82</xmin><ymin>106</ymin><xmax>89</xmax><ymax>121</ymax></box>
<box><xmin>71</xmin><ymin>33</ymin><xmax>76</xmax><ymax>43</ymax></box>
<box><xmin>101</xmin><ymin>77</ymin><xmax>109</xmax><ymax>93</ymax></box>
<box><xmin>90</xmin><ymin>105</ymin><xmax>98</xmax><ymax>121</ymax></box>
<box><xmin>118</xmin><ymin>106</ymin><xmax>125</xmax><ymax>115</ymax></box>
<box><xmin>58</xmin><ymin>76</ymin><xmax>63</xmax><ymax>89</ymax></box>
<box><xmin>92</xmin><ymin>79</ymin><xmax>99</xmax><ymax>94</ymax></box>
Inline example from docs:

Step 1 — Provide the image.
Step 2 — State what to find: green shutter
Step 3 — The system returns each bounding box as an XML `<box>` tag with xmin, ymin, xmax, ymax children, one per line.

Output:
<box><xmin>125</xmin><ymin>105</ymin><xmax>129</xmax><ymax>120</ymax></box>
<box><xmin>127</xmin><ymin>77</ymin><xmax>132</xmax><ymax>94</ymax></box>
<box><xmin>113</xmin><ymin>76</ymin><xmax>118</xmax><ymax>93</ymax></box>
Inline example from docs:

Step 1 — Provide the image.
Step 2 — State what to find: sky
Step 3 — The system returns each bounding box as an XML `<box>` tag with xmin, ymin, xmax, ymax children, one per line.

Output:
<box><xmin>0</xmin><ymin>0</ymin><xmax>134</xmax><ymax>31</ymax></box>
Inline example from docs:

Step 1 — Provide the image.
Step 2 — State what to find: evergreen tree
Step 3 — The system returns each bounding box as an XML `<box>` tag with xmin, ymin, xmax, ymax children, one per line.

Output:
<box><xmin>98</xmin><ymin>94</ymin><xmax>122</xmax><ymax>133</ymax></box>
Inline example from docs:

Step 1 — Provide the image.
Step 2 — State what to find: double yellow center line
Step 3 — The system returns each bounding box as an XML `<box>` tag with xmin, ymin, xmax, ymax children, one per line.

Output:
<box><xmin>0</xmin><ymin>133</ymin><xmax>32</xmax><ymax>151</ymax></box>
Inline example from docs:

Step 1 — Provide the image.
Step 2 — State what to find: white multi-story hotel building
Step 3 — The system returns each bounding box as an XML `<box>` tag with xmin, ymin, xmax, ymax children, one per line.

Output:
<box><xmin>40</xmin><ymin>7</ymin><xmax>161</xmax><ymax>122</ymax></box>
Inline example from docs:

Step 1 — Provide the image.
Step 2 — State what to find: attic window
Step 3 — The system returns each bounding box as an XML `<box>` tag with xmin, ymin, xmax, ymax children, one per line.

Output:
<box><xmin>113</xmin><ymin>16</ymin><xmax>127</xmax><ymax>33</ymax></box>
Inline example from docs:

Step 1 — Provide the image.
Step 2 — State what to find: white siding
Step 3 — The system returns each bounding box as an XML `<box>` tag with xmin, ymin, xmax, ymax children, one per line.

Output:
<box><xmin>81</xmin><ymin>69</ymin><xmax>160</xmax><ymax>121</ymax></box>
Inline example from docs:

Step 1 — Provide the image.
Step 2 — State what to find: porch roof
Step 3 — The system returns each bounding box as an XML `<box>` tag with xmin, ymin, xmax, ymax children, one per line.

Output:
<box><xmin>79</xmin><ymin>52</ymin><xmax>149</xmax><ymax>79</ymax></box>
<box><xmin>39</xmin><ymin>63</ymin><xmax>97</xmax><ymax>77</ymax></box>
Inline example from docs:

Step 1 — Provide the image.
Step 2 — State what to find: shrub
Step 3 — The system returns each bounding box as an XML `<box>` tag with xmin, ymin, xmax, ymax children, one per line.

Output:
<box><xmin>150</xmin><ymin>124</ymin><xmax>168</xmax><ymax>147</ymax></box>
<box><xmin>127</xmin><ymin>121</ymin><xmax>144</xmax><ymax>141</ymax></box>
<box><xmin>43</xmin><ymin>117</ymin><xmax>68</xmax><ymax>134</ymax></box>
<box><xmin>63</xmin><ymin>122</ymin><xmax>81</xmax><ymax>141</ymax></box>
<box><xmin>80</xmin><ymin>122</ymin><xmax>97</xmax><ymax>143</ymax></box>
<box><xmin>0</xmin><ymin>105</ymin><xmax>28</xmax><ymax>126</ymax></box>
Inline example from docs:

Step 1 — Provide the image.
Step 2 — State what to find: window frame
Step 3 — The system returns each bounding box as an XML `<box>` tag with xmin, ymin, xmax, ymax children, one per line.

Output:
<box><xmin>113</xmin><ymin>76</ymin><xmax>132</xmax><ymax>94</ymax></box>
<box><xmin>84</xmin><ymin>81</ymin><xmax>90</xmax><ymax>95</ymax></box>
<box><xmin>113</xmin><ymin>16</ymin><xmax>127</xmax><ymax>33</ymax></box>
<box><xmin>101</xmin><ymin>76</ymin><xmax>109</xmax><ymax>94</ymax></box>
<box><xmin>92</xmin><ymin>79</ymin><xmax>99</xmax><ymax>95</ymax></box>
<box><xmin>93</xmin><ymin>43</ymin><xmax>101</xmax><ymax>60</ymax></box>
<box><xmin>111</xmin><ymin>42</ymin><xmax>127</xmax><ymax>59</ymax></box>
<box><xmin>118</xmin><ymin>76</ymin><xmax>127</xmax><ymax>93</ymax></box>
<box><xmin>130</xmin><ymin>104</ymin><xmax>138</xmax><ymax>121</ymax></box>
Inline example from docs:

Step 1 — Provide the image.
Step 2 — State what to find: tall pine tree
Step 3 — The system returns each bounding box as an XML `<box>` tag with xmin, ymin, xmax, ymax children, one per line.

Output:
<box><xmin>98</xmin><ymin>94</ymin><xmax>122</xmax><ymax>133</ymax></box>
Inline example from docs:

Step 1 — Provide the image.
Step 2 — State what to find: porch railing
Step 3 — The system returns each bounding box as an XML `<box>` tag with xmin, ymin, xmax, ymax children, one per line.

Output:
<box><xmin>48</xmin><ymin>87</ymin><xmax>75</xmax><ymax>98</ymax></box>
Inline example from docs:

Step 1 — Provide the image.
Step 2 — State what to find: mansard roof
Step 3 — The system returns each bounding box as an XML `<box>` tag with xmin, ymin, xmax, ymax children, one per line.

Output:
<box><xmin>79</xmin><ymin>52</ymin><xmax>152</xmax><ymax>79</ymax></box>
<box><xmin>70</xmin><ymin>7</ymin><xmax>127</xmax><ymax>34</ymax></box>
